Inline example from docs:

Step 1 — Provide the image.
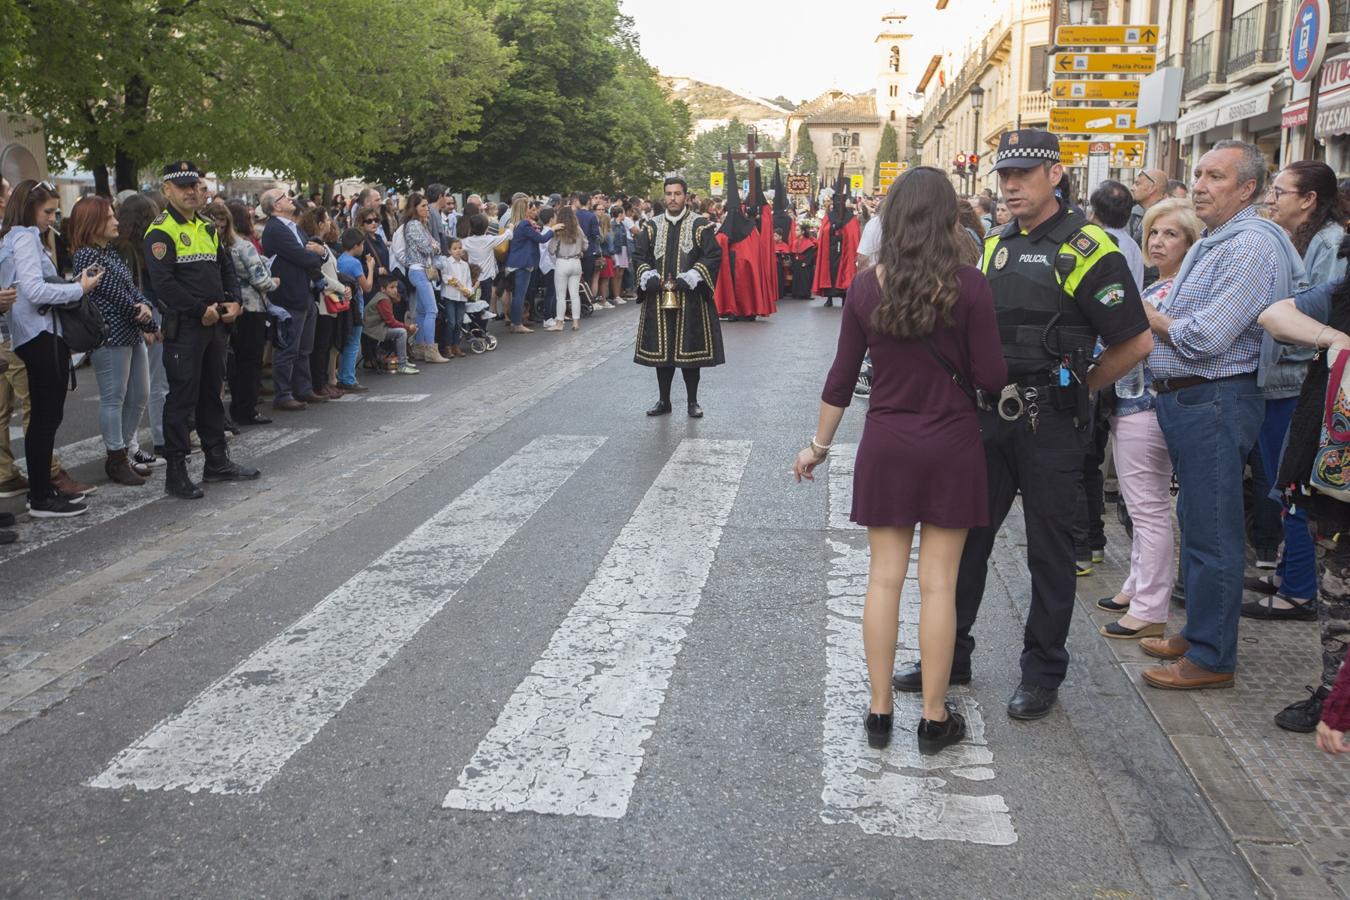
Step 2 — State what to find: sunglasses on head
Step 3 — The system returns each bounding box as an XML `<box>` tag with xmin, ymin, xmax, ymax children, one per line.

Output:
<box><xmin>38</xmin><ymin>180</ymin><xmax>56</xmax><ymax>193</ymax></box>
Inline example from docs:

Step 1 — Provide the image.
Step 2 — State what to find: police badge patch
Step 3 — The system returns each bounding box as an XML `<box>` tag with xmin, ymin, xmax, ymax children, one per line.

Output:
<box><xmin>180</xmin><ymin>233</ymin><xmax>192</xmax><ymax>247</ymax></box>
<box><xmin>151</xmin><ymin>242</ymin><xmax>168</xmax><ymax>260</ymax></box>
<box><xmin>993</xmin><ymin>247</ymin><xmax>1009</xmax><ymax>270</ymax></box>
<box><xmin>1095</xmin><ymin>283</ymin><xmax>1126</xmax><ymax>308</ymax></box>
<box><xmin>1071</xmin><ymin>233</ymin><xmax>1099</xmax><ymax>256</ymax></box>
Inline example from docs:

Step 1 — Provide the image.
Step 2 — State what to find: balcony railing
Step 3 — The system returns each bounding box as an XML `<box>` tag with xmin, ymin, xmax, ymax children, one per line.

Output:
<box><xmin>1019</xmin><ymin>93</ymin><xmax>1051</xmax><ymax>118</ymax></box>
<box><xmin>1184</xmin><ymin>33</ymin><xmax>1221</xmax><ymax>93</ymax></box>
<box><xmin>1226</xmin><ymin>3</ymin><xmax>1282</xmax><ymax>74</ymax></box>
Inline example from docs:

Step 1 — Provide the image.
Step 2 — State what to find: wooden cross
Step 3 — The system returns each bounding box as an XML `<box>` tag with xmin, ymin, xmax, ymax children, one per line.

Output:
<box><xmin>721</xmin><ymin>127</ymin><xmax>782</xmax><ymax>204</ymax></box>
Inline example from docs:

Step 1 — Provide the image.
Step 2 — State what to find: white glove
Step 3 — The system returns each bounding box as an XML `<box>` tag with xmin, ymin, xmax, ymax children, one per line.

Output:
<box><xmin>640</xmin><ymin>270</ymin><xmax>660</xmax><ymax>290</ymax></box>
<box><xmin>677</xmin><ymin>270</ymin><xmax>701</xmax><ymax>290</ymax></box>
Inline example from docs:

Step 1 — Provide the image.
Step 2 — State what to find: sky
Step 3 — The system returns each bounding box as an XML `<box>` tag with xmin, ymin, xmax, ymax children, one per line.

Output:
<box><xmin>620</xmin><ymin>0</ymin><xmax>946</xmax><ymax>104</ymax></box>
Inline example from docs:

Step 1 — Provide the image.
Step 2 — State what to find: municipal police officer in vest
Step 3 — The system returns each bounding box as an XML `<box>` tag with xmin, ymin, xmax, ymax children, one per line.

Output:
<box><xmin>144</xmin><ymin>161</ymin><xmax>260</xmax><ymax>499</ymax></box>
<box><xmin>893</xmin><ymin>130</ymin><xmax>1154</xmax><ymax>720</ymax></box>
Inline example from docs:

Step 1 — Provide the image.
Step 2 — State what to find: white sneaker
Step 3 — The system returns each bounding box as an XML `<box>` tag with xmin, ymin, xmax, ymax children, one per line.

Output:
<box><xmin>613</xmin><ymin>297</ymin><xmax>627</xmax><ymax>305</ymax></box>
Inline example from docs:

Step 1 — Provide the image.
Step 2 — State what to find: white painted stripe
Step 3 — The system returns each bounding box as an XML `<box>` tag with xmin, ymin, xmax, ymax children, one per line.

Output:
<box><xmin>90</xmin><ymin>434</ymin><xmax>605</xmax><ymax>794</ymax></box>
<box><xmin>0</xmin><ymin>428</ymin><xmax>318</xmax><ymax>564</ymax></box>
<box><xmin>358</xmin><ymin>394</ymin><xmax>430</xmax><ymax>403</ymax></box>
<box><xmin>820</xmin><ymin>444</ymin><xmax>1016</xmax><ymax>845</ymax></box>
<box><xmin>15</xmin><ymin>428</ymin><xmax>153</xmax><ymax>476</ymax></box>
<box><xmin>443</xmin><ymin>438</ymin><xmax>751</xmax><ymax>819</ymax></box>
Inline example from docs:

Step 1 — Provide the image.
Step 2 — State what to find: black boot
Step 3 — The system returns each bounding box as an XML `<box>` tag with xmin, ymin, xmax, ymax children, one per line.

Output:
<box><xmin>645</xmin><ymin>400</ymin><xmax>672</xmax><ymax>416</ymax></box>
<box><xmin>164</xmin><ymin>455</ymin><xmax>204</xmax><ymax>499</ymax></box>
<box><xmin>202</xmin><ymin>445</ymin><xmax>261</xmax><ymax>483</ymax></box>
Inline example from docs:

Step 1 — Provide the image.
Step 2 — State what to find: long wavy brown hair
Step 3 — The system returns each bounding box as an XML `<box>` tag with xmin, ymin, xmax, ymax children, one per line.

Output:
<box><xmin>871</xmin><ymin>166</ymin><xmax>974</xmax><ymax>339</ymax></box>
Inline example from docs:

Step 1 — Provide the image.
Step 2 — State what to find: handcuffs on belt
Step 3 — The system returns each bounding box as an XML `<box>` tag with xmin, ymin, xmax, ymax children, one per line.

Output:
<box><xmin>997</xmin><ymin>384</ymin><xmax>1042</xmax><ymax>433</ymax></box>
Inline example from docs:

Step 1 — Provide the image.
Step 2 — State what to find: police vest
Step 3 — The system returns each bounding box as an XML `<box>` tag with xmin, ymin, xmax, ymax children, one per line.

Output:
<box><xmin>145</xmin><ymin>210</ymin><xmax>220</xmax><ymax>264</ymax></box>
<box><xmin>981</xmin><ymin>211</ymin><xmax>1104</xmax><ymax>372</ymax></box>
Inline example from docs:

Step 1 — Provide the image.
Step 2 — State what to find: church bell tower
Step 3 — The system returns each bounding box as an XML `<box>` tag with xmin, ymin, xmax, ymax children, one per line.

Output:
<box><xmin>876</xmin><ymin>12</ymin><xmax>913</xmax><ymax>125</ymax></box>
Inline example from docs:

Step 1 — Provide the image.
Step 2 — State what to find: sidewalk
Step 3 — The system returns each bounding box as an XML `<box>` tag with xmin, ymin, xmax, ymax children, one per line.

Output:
<box><xmin>1080</xmin><ymin>506</ymin><xmax>1350</xmax><ymax>898</ymax></box>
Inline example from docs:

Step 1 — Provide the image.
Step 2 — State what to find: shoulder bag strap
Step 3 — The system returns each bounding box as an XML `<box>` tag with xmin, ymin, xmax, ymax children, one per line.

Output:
<box><xmin>920</xmin><ymin>337</ymin><xmax>981</xmax><ymax>408</ymax></box>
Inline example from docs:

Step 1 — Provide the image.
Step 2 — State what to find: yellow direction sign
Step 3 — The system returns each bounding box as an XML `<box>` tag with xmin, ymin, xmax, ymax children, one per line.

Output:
<box><xmin>1053</xmin><ymin>52</ymin><xmax>1157</xmax><ymax>74</ymax></box>
<box><xmin>709</xmin><ymin>170</ymin><xmax>725</xmax><ymax>196</ymax></box>
<box><xmin>1059</xmin><ymin>140</ymin><xmax>1146</xmax><ymax>167</ymax></box>
<box><xmin>1055</xmin><ymin>24</ymin><xmax>1160</xmax><ymax>46</ymax></box>
<box><xmin>879</xmin><ymin>162</ymin><xmax>902</xmax><ymax>174</ymax></box>
<box><xmin>1051</xmin><ymin>80</ymin><xmax>1141</xmax><ymax>101</ymax></box>
<box><xmin>1049</xmin><ymin>107</ymin><xmax>1146</xmax><ymax>134</ymax></box>
<box><xmin>850</xmin><ymin>174</ymin><xmax>865</xmax><ymax>193</ymax></box>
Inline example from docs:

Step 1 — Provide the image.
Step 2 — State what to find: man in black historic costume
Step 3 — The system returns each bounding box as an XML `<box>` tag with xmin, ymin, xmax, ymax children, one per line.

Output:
<box><xmin>633</xmin><ymin>176</ymin><xmax>723</xmax><ymax>418</ymax></box>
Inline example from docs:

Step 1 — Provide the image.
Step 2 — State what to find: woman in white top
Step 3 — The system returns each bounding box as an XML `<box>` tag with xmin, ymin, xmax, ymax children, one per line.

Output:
<box><xmin>547</xmin><ymin>205</ymin><xmax>588</xmax><ymax>332</ymax></box>
<box><xmin>0</xmin><ymin>181</ymin><xmax>102</xmax><ymax>517</ymax></box>
<box><xmin>460</xmin><ymin>213</ymin><xmax>512</xmax><ymax>315</ymax></box>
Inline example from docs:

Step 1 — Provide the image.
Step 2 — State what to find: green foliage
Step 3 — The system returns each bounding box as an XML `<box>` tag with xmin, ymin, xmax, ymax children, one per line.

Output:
<box><xmin>370</xmin><ymin>0</ymin><xmax>689</xmax><ymax>197</ymax></box>
<box><xmin>792</xmin><ymin>121</ymin><xmax>818</xmax><ymax>180</ymax></box>
<box><xmin>0</xmin><ymin>0</ymin><xmax>504</xmax><ymax>190</ymax></box>
<box><xmin>874</xmin><ymin>124</ymin><xmax>898</xmax><ymax>185</ymax></box>
<box><xmin>678</xmin><ymin>118</ymin><xmax>785</xmax><ymax>201</ymax></box>
<box><xmin>768</xmin><ymin>95</ymin><xmax>797</xmax><ymax>111</ymax></box>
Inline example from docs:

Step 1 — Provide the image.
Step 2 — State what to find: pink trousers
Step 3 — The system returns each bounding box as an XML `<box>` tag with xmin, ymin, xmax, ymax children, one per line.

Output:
<box><xmin>1111</xmin><ymin>410</ymin><xmax>1174</xmax><ymax>624</ymax></box>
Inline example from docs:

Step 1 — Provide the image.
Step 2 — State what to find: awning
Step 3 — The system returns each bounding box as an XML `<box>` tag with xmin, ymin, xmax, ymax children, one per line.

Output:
<box><xmin>1316</xmin><ymin>89</ymin><xmax>1350</xmax><ymax>138</ymax></box>
<box><xmin>1176</xmin><ymin>76</ymin><xmax>1280</xmax><ymax>140</ymax></box>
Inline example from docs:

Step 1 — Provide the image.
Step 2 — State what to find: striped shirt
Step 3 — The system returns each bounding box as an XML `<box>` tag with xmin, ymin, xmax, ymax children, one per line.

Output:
<box><xmin>1148</xmin><ymin>206</ymin><xmax>1280</xmax><ymax>380</ymax></box>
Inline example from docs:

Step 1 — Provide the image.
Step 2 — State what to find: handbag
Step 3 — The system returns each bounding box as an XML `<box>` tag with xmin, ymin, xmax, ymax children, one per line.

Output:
<box><xmin>1310</xmin><ymin>347</ymin><xmax>1350</xmax><ymax>501</ymax></box>
<box><xmin>39</xmin><ymin>293</ymin><xmax>108</xmax><ymax>354</ymax></box>
<box><xmin>426</xmin><ymin>265</ymin><xmax>441</xmax><ymax>284</ymax></box>
<box><xmin>920</xmin><ymin>337</ymin><xmax>988</xmax><ymax>410</ymax></box>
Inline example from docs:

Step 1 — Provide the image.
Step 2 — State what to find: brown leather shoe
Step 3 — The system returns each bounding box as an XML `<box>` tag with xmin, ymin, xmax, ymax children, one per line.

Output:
<box><xmin>301</xmin><ymin>392</ymin><xmax>328</xmax><ymax>403</ymax></box>
<box><xmin>1139</xmin><ymin>634</ymin><xmax>1190</xmax><ymax>660</ymax></box>
<box><xmin>1141</xmin><ymin>658</ymin><xmax>1234</xmax><ymax>690</ymax></box>
<box><xmin>52</xmin><ymin>469</ymin><xmax>97</xmax><ymax>496</ymax></box>
<box><xmin>274</xmin><ymin>398</ymin><xmax>308</xmax><ymax>411</ymax></box>
<box><xmin>322</xmin><ymin>385</ymin><xmax>344</xmax><ymax>399</ymax></box>
<box><xmin>104</xmin><ymin>449</ymin><xmax>146</xmax><ymax>487</ymax></box>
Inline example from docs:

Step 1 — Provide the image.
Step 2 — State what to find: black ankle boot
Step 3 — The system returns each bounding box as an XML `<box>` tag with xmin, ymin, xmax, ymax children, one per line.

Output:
<box><xmin>202</xmin><ymin>445</ymin><xmax>261</xmax><ymax>482</ymax></box>
<box><xmin>864</xmin><ymin>711</ymin><xmax>893</xmax><ymax>749</ymax></box>
<box><xmin>917</xmin><ymin>702</ymin><xmax>966</xmax><ymax>755</ymax></box>
<box><xmin>687</xmin><ymin>402</ymin><xmax>703</xmax><ymax>418</ymax></box>
<box><xmin>164</xmin><ymin>455</ymin><xmax>204</xmax><ymax>499</ymax></box>
<box><xmin>646</xmin><ymin>400</ymin><xmax>672</xmax><ymax>416</ymax></box>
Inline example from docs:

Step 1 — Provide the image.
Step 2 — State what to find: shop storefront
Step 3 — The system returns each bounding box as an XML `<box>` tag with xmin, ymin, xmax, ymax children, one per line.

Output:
<box><xmin>1281</xmin><ymin>51</ymin><xmax>1350</xmax><ymax>173</ymax></box>
<box><xmin>1175</xmin><ymin>76</ymin><xmax>1289</xmax><ymax>174</ymax></box>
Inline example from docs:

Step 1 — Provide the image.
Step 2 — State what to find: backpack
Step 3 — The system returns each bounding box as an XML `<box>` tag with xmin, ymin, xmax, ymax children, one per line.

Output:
<box><xmin>389</xmin><ymin>224</ymin><xmax>408</xmax><ymax>273</ymax></box>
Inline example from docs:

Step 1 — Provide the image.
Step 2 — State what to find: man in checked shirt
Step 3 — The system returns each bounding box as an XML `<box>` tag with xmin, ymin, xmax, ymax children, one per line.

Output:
<box><xmin>1137</xmin><ymin>140</ymin><xmax>1307</xmax><ymax>690</ymax></box>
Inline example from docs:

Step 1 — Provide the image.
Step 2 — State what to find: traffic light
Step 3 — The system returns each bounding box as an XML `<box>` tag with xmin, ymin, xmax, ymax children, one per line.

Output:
<box><xmin>953</xmin><ymin>153</ymin><xmax>967</xmax><ymax>174</ymax></box>
<box><xmin>969</xmin><ymin>153</ymin><xmax>980</xmax><ymax>171</ymax></box>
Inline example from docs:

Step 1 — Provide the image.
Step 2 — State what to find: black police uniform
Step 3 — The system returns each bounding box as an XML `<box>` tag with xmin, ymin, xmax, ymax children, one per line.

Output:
<box><xmin>143</xmin><ymin>161</ymin><xmax>258</xmax><ymax>497</ymax></box>
<box><xmin>951</xmin><ymin>133</ymin><xmax>1149</xmax><ymax>705</ymax></box>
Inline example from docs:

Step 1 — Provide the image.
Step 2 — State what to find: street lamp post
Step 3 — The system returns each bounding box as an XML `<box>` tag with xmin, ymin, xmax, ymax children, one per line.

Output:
<box><xmin>934</xmin><ymin>122</ymin><xmax>946</xmax><ymax>186</ymax></box>
<box><xmin>969</xmin><ymin>84</ymin><xmax>985</xmax><ymax>196</ymax></box>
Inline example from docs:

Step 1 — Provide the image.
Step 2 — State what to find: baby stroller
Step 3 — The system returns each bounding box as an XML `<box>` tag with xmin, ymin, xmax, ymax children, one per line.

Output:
<box><xmin>463</xmin><ymin>300</ymin><xmax>499</xmax><ymax>354</ymax></box>
<box><xmin>530</xmin><ymin>278</ymin><xmax>594</xmax><ymax>323</ymax></box>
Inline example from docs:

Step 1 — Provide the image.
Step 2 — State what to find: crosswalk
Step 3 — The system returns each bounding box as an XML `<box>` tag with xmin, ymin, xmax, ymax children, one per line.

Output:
<box><xmin>71</xmin><ymin>432</ymin><xmax>1018</xmax><ymax>844</ymax></box>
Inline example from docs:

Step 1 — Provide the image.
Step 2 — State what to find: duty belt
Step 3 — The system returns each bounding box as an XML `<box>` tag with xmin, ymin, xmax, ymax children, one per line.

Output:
<box><xmin>996</xmin><ymin>373</ymin><xmax>1075</xmax><ymax>432</ymax></box>
<box><xmin>1151</xmin><ymin>372</ymin><xmax>1253</xmax><ymax>395</ymax></box>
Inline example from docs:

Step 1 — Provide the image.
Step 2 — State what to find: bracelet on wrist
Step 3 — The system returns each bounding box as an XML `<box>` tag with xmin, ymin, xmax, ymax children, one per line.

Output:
<box><xmin>810</xmin><ymin>438</ymin><xmax>831</xmax><ymax>455</ymax></box>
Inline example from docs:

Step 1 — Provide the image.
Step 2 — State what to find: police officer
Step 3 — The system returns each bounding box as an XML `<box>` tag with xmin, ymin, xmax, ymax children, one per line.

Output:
<box><xmin>144</xmin><ymin>161</ymin><xmax>260</xmax><ymax>499</ymax></box>
<box><xmin>893</xmin><ymin>131</ymin><xmax>1154</xmax><ymax>719</ymax></box>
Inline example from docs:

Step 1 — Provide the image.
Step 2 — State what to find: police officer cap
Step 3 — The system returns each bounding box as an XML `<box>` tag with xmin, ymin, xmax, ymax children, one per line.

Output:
<box><xmin>162</xmin><ymin>160</ymin><xmax>203</xmax><ymax>185</ymax></box>
<box><xmin>991</xmin><ymin>130</ymin><xmax>1060</xmax><ymax>171</ymax></box>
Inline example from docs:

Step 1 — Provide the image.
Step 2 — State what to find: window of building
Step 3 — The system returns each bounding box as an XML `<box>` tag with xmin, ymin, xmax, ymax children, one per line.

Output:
<box><xmin>889</xmin><ymin>85</ymin><xmax>898</xmax><ymax>97</ymax></box>
<box><xmin>889</xmin><ymin>46</ymin><xmax>901</xmax><ymax>73</ymax></box>
<box><xmin>1027</xmin><ymin>45</ymin><xmax>1048</xmax><ymax>92</ymax></box>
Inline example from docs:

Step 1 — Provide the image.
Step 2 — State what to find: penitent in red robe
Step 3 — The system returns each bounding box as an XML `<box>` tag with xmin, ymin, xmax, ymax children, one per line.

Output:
<box><xmin>713</xmin><ymin>219</ymin><xmax>776</xmax><ymax>318</ymax></box>
<box><xmin>811</xmin><ymin>214</ymin><xmax>860</xmax><ymax>297</ymax></box>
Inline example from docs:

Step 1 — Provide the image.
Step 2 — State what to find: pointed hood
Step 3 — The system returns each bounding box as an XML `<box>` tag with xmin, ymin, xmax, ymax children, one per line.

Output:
<box><xmin>718</xmin><ymin>153</ymin><xmax>754</xmax><ymax>244</ymax></box>
<box><xmin>831</xmin><ymin>161</ymin><xmax>854</xmax><ymax>226</ymax></box>
<box><xmin>772</xmin><ymin>160</ymin><xmax>793</xmax><ymax>236</ymax></box>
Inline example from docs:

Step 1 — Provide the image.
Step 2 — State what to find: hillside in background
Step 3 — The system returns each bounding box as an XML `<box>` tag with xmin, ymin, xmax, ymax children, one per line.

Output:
<box><xmin>658</xmin><ymin>76</ymin><xmax>793</xmax><ymax>122</ymax></box>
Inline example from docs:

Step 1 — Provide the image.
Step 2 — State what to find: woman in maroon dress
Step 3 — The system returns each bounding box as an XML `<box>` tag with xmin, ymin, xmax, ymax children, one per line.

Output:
<box><xmin>793</xmin><ymin>167</ymin><xmax>1007</xmax><ymax>754</ymax></box>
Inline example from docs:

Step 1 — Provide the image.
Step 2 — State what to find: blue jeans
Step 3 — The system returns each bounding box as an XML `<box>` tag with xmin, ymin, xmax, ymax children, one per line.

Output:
<box><xmin>338</xmin><ymin>299</ymin><xmax>364</xmax><ymax>386</ymax></box>
<box><xmin>510</xmin><ymin>267</ymin><xmax>534</xmax><ymax>326</ymax></box>
<box><xmin>445</xmin><ymin>299</ymin><xmax>466</xmax><ymax>347</ymax></box>
<box><xmin>1258</xmin><ymin>396</ymin><xmax>1317</xmax><ymax>599</ymax></box>
<box><xmin>90</xmin><ymin>342</ymin><xmax>149</xmax><ymax>451</ymax></box>
<box><xmin>1155</xmin><ymin>375</ymin><xmax>1266</xmax><ymax>673</ymax></box>
<box><xmin>409</xmin><ymin>268</ymin><xmax>437</xmax><ymax>344</ymax></box>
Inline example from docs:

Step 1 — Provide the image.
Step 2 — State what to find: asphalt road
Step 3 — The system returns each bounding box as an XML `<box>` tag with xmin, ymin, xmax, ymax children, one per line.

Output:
<box><xmin>0</xmin><ymin>299</ymin><xmax>1258</xmax><ymax>898</ymax></box>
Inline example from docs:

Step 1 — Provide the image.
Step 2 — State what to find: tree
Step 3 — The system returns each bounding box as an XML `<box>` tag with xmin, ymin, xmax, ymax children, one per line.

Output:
<box><xmin>371</xmin><ymin>0</ymin><xmax>689</xmax><ymax>196</ymax></box>
<box><xmin>792</xmin><ymin>121</ymin><xmax>818</xmax><ymax>181</ymax></box>
<box><xmin>874</xmin><ymin>124</ymin><xmax>898</xmax><ymax>185</ymax></box>
<box><xmin>0</xmin><ymin>0</ymin><xmax>504</xmax><ymax>194</ymax></box>
<box><xmin>769</xmin><ymin>95</ymin><xmax>798</xmax><ymax>111</ymax></box>
<box><xmin>679</xmin><ymin>119</ymin><xmax>785</xmax><ymax>201</ymax></box>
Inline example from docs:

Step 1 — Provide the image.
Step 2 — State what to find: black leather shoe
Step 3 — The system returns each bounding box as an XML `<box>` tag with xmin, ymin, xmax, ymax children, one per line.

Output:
<box><xmin>1007</xmin><ymin>684</ymin><xmax>1058</xmax><ymax>720</ymax></box>
<box><xmin>646</xmin><ymin>400</ymin><xmax>672</xmax><ymax>416</ymax></box>
<box><xmin>236</xmin><ymin>412</ymin><xmax>273</xmax><ymax>426</ymax></box>
<box><xmin>892</xmin><ymin>661</ymin><xmax>972</xmax><ymax>694</ymax></box>
<box><xmin>864</xmin><ymin>711</ymin><xmax>893</xmax><ymax>749</ymax></box>
<box><xmin>687</xmin><ymin>402</ymin><xmax>703</xmax><ymax>418</ymax></box>
<box><xmin>1241</xmin><ymin>594</ymin><xmax>1317</xmax><ymax>621</ymax></box>
<box><xmin>202</xmin><ymin>446</ymin><xmax>261</xmax><ymax>482</ymax></box>
<box><xmin>164</xmin><ymin>455</ymin><xmax>204</xmax><ymax>500</ymax></box>
<box><xmin>1274</xmin><ymin>685</ymin><xmax>1330</xmax><ymax>733</ymax></box>
<box><xmin>917</xmin><ymin>703</ymin><xmax>967</xmax><ymax>755</ymax></box>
